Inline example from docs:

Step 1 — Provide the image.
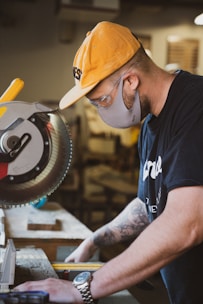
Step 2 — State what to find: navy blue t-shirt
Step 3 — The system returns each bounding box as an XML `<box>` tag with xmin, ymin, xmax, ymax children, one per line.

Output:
<box><xmin>138</xmin><ymin>70</ymin><xmax>203</xmax><ymax>303</ymax></box>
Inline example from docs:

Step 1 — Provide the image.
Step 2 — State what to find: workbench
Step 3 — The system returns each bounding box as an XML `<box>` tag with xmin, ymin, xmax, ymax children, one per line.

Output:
<box><xmin>4</xmin><ymin>202</ymin><xmax>92</xmax><ymax>261</ymax></box>
<box><xmin>14</xmin><ymin>247</ymin><xmax>138</xmax><ymax>304</ymax></box>
<box><xmin>3</xmin><ymin>202</ymin><xmax>140</xmax><ymax>303</ymax></box>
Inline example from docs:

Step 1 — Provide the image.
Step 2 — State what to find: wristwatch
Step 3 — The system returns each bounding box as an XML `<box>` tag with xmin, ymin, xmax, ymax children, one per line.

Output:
<box><xmin>73</xmin><ymin>271</ymin><xmax>97</xmax><ymax>304</ymax></box>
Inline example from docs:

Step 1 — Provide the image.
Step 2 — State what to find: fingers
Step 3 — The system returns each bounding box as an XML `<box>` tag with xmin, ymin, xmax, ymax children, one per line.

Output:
<box><xmin>64</xmin><ymin>256</ymin><xmax>74</xmax><ymax>262</ymax></box>
<box><xmin>14</xmin><ymin>278</ymin><xmax>52</xmax><ymax>291</ymax></box>
<box><xmin>64</xmin><ymin>251</ymin><xmax>77</xmax><ymax>262</ymax></box>
<box><xmin>14</xmin><ymin>278</ymin><xmax>72</xmax><ymax>303</ymax></box>
<box><xmin>64</xmin><ymin>237</ymin><xmax>97</xmax><ymax>263</ymax></box>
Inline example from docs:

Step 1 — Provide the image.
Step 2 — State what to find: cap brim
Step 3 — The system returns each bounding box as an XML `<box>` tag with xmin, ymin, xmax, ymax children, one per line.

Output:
<box><xmin>59</xmin><ymin>83</ymin><xmax>96</xmax><ymax>109</ymax></box>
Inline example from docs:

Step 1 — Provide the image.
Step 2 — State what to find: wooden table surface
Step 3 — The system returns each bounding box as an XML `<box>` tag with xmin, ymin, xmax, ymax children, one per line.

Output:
<box><xmin>14</xmin><ymin>248</ymin><xmax>138</xmax><ymax>304</ymax></box>
<box><xmin>4</xmin><ymin>202</ymin><xmax>92</xmax><ymax>261</ymax></box>
<box><xmin>15</xmin><ymin>247</ymin><xmax>58</xmax><ymax>286</ymax></box>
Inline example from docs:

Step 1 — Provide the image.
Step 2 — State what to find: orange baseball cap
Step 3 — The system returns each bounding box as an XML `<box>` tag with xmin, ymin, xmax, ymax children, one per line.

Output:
<box><xmin>59</xmin><ymin>21</ymin><xmax>141</xmax><ymax>109</ymax></box>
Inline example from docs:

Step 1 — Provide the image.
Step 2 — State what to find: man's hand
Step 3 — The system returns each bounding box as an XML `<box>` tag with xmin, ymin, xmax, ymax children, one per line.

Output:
<box><xmin>15</xmin><ymin>278</ymin><xmax>82</xmax><ymax>303</ymax></box>
<box><xmin>65</xmin><ymin>237</ymin><xmax>98</xmax><ymax>262</ymax></box>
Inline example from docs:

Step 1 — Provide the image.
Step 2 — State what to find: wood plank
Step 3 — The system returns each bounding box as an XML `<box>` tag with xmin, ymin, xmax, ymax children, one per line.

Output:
<box><xmin>27</xmin><ymin>208</ymin><xmax>61</xmax><ymax>231</ymax></box>
<box><xmin>14</xmin><ymin>248</ymin><xmax>58</xmax><ymax>286</ymax></box>
<box><xmin>4</xmin><ymin>202</ymin><xmax>92</xmax><ymax>261</ymax></box>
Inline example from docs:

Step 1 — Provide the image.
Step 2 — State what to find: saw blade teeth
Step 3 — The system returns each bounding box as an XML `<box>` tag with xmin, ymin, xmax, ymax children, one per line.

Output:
<box><xmin>0</xmin><ymin>106</ymin><xmax>73</xmax><ymax>207</ymax></box>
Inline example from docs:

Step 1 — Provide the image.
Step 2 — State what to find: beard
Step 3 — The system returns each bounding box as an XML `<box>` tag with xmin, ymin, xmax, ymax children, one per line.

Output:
<box><xmin>124</xmin><ymin>91</ymin><xmax>151</xmax><ymax>120</ymax></box>
<box><xmin>140</xmin><ymin>95</ymin><xmax>151</xmax><ymax>120</ymax></box>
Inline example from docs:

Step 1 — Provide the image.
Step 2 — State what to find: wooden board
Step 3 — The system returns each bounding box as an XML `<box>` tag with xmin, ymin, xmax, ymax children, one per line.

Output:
<box><xmin>4</xmin><ymin>202</ymin><xmax>92</xmax><ymax>261</ymax></box>
<box><xmin>27</xmin><ymin>209</ymin><xmax>61</xmax><ymax>231</ymax></box>
<box><xmin>15</xmin><ymin>248</ymin><xmax>58</xmax><ymax>286</ymax></box>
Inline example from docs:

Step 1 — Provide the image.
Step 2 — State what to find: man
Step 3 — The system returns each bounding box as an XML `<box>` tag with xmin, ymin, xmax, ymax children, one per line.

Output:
<box><xmin>16</xmin><ymin>21</ymin><xmax>203</xmax><ymax>304</ymax></box>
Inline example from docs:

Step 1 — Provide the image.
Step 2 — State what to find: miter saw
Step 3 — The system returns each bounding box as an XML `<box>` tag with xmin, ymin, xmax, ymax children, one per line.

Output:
<box><xmin>0</xmin><ymin>78</ymin><xmax>72</xmax><ymax>208</ymax></box>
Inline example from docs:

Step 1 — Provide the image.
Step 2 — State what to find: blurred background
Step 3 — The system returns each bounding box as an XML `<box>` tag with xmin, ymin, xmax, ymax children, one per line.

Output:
<box><xmin>1</xmin><ymin>1</ymin><xmax>203</xmax><ymax>302</ymax></box>
<box><xmin>1</xmin><ymin>0</ymin><xmax>203</xmax><ymax>104</ymax></box>
<box><xmin>1</xmin><ymin>0</ymin><xmax>203</xmax><ymax>227</ymax></box>
<box><xmin>1</xmin><ymin>0</ymin><xmax>203</xmax><ymax>226</ymax></box>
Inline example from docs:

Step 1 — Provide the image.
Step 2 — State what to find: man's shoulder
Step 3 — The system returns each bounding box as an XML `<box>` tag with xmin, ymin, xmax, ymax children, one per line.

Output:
<box><xmin>174</xmin><ymin>70</ymin><xmax>203</xmax><ymax>87</ymax></box>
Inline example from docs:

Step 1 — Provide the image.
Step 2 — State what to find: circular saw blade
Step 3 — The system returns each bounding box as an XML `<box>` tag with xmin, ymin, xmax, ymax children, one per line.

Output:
<box><xmin>0</xmin><ymin>102</ymin><xmax>72</xmax><ymax>207</ymax></box>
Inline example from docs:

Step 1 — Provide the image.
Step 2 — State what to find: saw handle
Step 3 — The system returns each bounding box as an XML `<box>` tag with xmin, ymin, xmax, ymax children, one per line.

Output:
<box><xmin>0</xmin><ymin>78</ymin><xmax>24</xmax><ymax>102</ymax></box>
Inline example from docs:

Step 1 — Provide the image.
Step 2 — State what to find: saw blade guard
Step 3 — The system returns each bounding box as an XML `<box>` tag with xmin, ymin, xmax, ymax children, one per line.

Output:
<box><xmin>0</xmin><ymin>101</ymin><xmax>72</xmax><ymax>207</ymax></box>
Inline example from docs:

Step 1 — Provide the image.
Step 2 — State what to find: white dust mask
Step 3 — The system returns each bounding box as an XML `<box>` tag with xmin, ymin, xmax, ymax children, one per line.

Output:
<box><xmin>98</xmin><ymin>78</ymin><xmax>141</xmax><ymax>128</ymax></box>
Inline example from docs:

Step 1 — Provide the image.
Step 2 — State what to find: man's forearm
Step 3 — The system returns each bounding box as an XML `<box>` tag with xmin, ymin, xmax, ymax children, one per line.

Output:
<box><xmin>90</xmin><ymin>212</ymin><xmax>190</xmax><ymax>299</ymax></box>
<box><xmin>90</xmin><ymin>186</ymin><xmax>203</xmax><ymax>300</ymax></box>
<box><xmin>93</xmin><ymin>197</ymin><xmax>149</xmax><ymax>247</ymax></box>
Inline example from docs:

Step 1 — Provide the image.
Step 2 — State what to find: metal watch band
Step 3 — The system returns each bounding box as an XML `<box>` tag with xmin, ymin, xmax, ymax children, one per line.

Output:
<box><xmin>77</xmin><ymin>282</ymin><xmax>96</xmax><ymax>304</ymax></box>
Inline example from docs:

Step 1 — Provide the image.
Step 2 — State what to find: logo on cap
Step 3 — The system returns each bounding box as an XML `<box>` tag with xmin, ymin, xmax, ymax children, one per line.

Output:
<box><xmin>73</xmin><ymin>67</ymin><xmax>82</xmax><ymax>81</ymax></box>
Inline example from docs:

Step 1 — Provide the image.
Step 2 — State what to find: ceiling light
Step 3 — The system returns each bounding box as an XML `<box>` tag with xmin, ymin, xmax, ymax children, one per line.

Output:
<box><xmin>194</xmin><ymin>13</ymin><xmax>203</xmax><ymax>25</ymax></box>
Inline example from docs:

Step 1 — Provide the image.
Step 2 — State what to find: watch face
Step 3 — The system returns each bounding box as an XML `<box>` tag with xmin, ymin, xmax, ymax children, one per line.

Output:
<box><xmin>74</xmin><ymin>272</ymin><xmax>91</xmax><ymax>285</ymax></box>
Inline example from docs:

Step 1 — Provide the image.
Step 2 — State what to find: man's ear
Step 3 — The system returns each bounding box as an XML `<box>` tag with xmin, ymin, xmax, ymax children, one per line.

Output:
<box><xmin>123</xmin><ymin>72</ymin><xmax>139</xmax><ymax>92</ymax></box>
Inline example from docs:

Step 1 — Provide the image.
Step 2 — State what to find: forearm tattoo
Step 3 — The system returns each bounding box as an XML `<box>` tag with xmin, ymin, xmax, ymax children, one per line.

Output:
<box><xmin>93</xmin><ymin>198</ymin><xmax>149</xmax><ymax>247</ymax></box>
